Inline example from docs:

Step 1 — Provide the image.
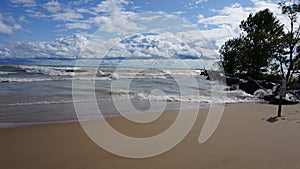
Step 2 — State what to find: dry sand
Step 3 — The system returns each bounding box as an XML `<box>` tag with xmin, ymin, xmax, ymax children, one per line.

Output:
<box><xmin>0</xmin><ymin>103</ymin><xmax>300</xmax><ymax>169</ymax></box>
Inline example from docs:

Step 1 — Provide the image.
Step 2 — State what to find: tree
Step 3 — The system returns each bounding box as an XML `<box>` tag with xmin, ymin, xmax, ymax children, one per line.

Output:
<box><xmin>279</xmin><ymin>0</ymin><xmax>300</xmax><ymax>83</ymax></box>
<box><xmin>241</xmin><ymin>9</ymin><xmax>285</xmax><ymax>78</ymax></box>
<box><xmin>220</xmin><ymin>9</ymin><xmax>285</xmax><ymax>79</ymax></box>
<box><xmin>219</xmin><ymin>37</ymin><xmax>243</xmax><ymax>75</ymax></box>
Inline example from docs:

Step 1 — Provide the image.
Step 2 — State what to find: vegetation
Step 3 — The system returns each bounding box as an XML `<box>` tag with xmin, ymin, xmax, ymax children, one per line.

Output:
<box><xmin>278</xmin><ymin>0</ymin><xmax>300</xmax><ymax>83</ymax></box>
<box><xmin>220</xmin><ymin>1</ymin><xmax>300</xmax><ymax>84</ymax></box>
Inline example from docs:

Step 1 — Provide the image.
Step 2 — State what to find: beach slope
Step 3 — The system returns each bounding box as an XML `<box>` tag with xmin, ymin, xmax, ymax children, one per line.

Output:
<box><xmin>1</xmin><ymin>103</ymin><xmax>300</xmax><ymax>169</ymax></box>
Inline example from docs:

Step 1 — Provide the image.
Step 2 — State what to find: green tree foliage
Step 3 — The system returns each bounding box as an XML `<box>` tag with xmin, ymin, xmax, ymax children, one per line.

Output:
<box><xmin>220</xmin><ymin>9</ymin><xmax>285</xmax><ymax>79</ymax></box>
<box><xmin>240</xmin><ymin>9</ymin><xmax>285</xmax><ymax>78</ymax></box>
<box><xmin>219</xmin><ymin>37</ymin><xmax>242</xmax><ymax>75</ymax></box>
<box><xmin>279</xmin><ymin>0</ymin><xmax>300</xmax><ymax>83</ymax></box>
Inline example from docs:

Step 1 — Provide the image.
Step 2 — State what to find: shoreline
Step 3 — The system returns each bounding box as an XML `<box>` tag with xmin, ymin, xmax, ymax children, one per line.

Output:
<box><xmin>0</xmin><ymin>100</ymin><xmax>211</xmax><ymax>129</ymax></box>
<box><xmin>0</xmin><ymin>100</ymin><xmax>264</xmax><ymax>129</ymax></box>
<box><xmin>1</xmin><ymin>103</ymin><xmax>300</xmax><ymax>169</ymax></box>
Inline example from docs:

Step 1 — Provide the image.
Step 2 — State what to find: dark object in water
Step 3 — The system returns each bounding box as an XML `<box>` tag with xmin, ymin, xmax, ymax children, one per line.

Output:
<box><xmin>200</xmin><ymin>70</ymin><xmax>210</xmax><ymax>80</ymax></box>
<box><xmin>269</xmin><ymin>94</ymin><xmax>299</xmax><ymax>105</ymax></box>
<box><xmin>239</xmin><ymin>79</ymin><xmax>261</xmax><ymax>95</ymax></box>
<box><xmin>226</xmin><ymin>77</ymin><xmax>240</xmax><ymax>86</ymax></box>
<box><xmin>65</xmin><ymin>69</ymin><xmax>88</xmax><ymax>73</ymax></box>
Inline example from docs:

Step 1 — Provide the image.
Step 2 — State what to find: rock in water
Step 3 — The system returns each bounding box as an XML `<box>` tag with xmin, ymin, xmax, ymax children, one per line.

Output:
<box><xmin>254</xmin><ymin>89</ymin><xmax>272</xmax><ymax>99</ymax></box>
<box><xmin>257</xmin><ymin>80</ymin><xmax>276</xmax><ymax>90</ymax></box>
<box><xmin>226</xmin><ymin>77</ymin><xmax>240</xmax><ymax>86</ymax></box>
<box><xmin>269</xmin><ymin>94</ymin><xmax>299</xmax><ymax>105</ymax></box>
<box><xmin>288</xmin><ymin>90</ymin><xmax>300</xmax><ymax>100</ymax></box>
<box><xmin>239</xmin><ymin>79</ymin><xmax>261</xmax><ymax>95</ymax></box>
<box><xmin>289</xmin><ymin>82</ymin><xmax>300</xmax><ymax>90</ymax></box>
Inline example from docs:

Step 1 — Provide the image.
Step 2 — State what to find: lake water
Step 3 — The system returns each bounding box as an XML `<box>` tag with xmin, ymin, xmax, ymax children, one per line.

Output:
<box><xmin>0</xmin><ymin>64</ymin><xmax>259</xmax><ymax>128</ymax></box>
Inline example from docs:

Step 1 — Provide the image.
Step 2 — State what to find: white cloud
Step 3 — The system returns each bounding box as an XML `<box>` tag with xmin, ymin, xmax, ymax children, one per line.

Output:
<box><xmin>1</xmin><ymin>0</ymin><xmax>244</xmax><ymax>65</ymax></box>
<box><xmin>0</xmin><ymin>14</ymin><xmax>22</xmax><ymax>36</ymax></box>
<box><xmin>171</xmin><ymin>11</ymin><xmax>186</xmax><ymax>15</ymax></box>
<box><xmin>81</xmin><ymin>31</ymin><xmax>213</xmax><ymax>60</ymax></box>
<box><xmin>0</xmin><ymin>21</ymin><xmax>15</xmax><ymax>35</ymax></box>
<box><xmin>197</xmin><ymin>0</ymin><xmax>289</xmax><ymax>48</ymax></box>
<box><xmin>76</xmin><ymin>8</ymin><xmax>97</xmax><ymax>15</ymax></box>
<box><xmin>176</xmin><ymin>30</ymin><xmax>219</xmax><ymax>59</ymax></box>
<box><xmin>90</xmin><ymin>16</ymin><xmax>112</xmax><ymax>26</ymax></box>
<box><xmin>101</xmin><ymin>16</ymin><xmax>142</xmax><ymax>35</ymax></box>
<box><xmin>37</xmin><ymin>0</ymin><xmax>141</xmax><ymax>34</ymax></box>
<box><xmin>9</xmin><ymin>0</ymin><xmax>36</xmax><ymax>7</ymax></box>
<box><xmin>0</xmin><ymin>30</ymin><xmax>215</xmax><ymax>60</ymax></box>
<box><xmin>0</xmin><ymin>34</ymin><xmax>88</xmax><ymax>59</ymax></box>
<box><xmin>251</xmin><ymin>0</ymin><xmax>289</xmax><ymax>27</ymax></box>
<box><xmin>52</xmin><ymin>10</ymin><xmax>84</xmax><ymax>21</ymax></box>
<box><xmin>198</xmin><ymin>3</ymin><xmax>252</xmax><ymax>36</ymax></box>
<box><xmin>25</xmin><ymin>9</ymin><xmax>48</xmax><ymax>18</ymax></box>
<box><xmin>42</xmin><ymin>0</ymin><xmax>62</xmax><ymax>13</ymax></box>
<box><xmin>10</xmin><ymin>0</ymin><xmax>35</xmax><ymax>3</ymax></box>
<box><xmin>19</xmin><ymin>16</ymin><xmax>29</xmax><ymax>23</ymax></box>
<box><xmin>198</xmin><ymin>25</ymin><xmax>235</xmax><ymax>47</ymax></box>
<box><xmin>195</xmin><ymin>0</ymin><xmax>208</xmax><ymax>4</ymax></box>
<box><xmin>87</xmin><ymin>0</ymin><xmax>141</xmax><ymax>34</ymax></box>
<box><xmin>186</xmin><ymin>0</ymin><xmax>208</xmax><ymax>9</ymax></box>
<box><xmin>93</xmin><ymin>0</ymin><xmax>130</xmax><ymax>18</ymax></box>
<box><xmin>8</xmin><ymin>0</ymin><xmax>148</xmax><ymax>37</ymax></box>
<box><xmin>0</xmin><ymin>8</ymin><xmax>218</xmax><ymax>63</ymax></box>
<box><xmin>65</xmin><ymin>22</ymin><xmax>90</xmax><ymax>30</ymax></box>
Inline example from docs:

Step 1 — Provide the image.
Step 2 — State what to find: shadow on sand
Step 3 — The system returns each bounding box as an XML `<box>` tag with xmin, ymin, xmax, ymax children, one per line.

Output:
<box><xmin>267</xmin><ymin>116</ymin><xmax>278</xmax><ymax>123</ymax></box>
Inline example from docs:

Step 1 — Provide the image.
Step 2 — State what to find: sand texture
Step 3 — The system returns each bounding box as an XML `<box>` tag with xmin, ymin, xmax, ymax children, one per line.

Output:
<box><xmin>1</xmin><ymin>103</ymin><xmax>300</xmax><ymax>169</ymax></box>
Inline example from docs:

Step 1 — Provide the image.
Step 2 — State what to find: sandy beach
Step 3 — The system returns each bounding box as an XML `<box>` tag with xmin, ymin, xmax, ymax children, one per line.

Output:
<box><xmin>1</xmin><ymin>0</ymin><xmax>300</xmax><ymax>168</ymax></box>
<box><xmin>1</xmin><ymin>103</ymin><xmax>300</xmax><ymax>169</ymax></box>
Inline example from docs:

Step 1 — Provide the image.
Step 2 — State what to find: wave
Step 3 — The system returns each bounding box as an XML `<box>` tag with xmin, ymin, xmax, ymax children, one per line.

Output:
<box><xmin>0</xmin><ymin>71</ymin><xmax>16</xmax><ymax>75</ymax></box>
<box><xmin>108</xmin><ymin>89</ymin><xmax>137</xmax><ymax>95</ymax></box>
<box><xmin>0</xmin><ymin>76</ymin><xmax>115</xmax><ymax>83</ymax></box>
<box><xmin>0</xmin><ymin>98</ymin><xmax>103</xmax><ymax>107</ymax></box>
<box><xmin>0</xmin><ymin>77</ymin><xmax>57</xmax><ymax>83</ymax></box>
<box><xmin>108</xmin><ymin>89</ymin><xmax>260</xmax><ymax>103</ymax></box>
<box><xmin>18</xmin><ymin>65</ymin><xmax>89</xmax><ymax>76</ymax></box>
<box><xmin>0</xmin><ymin>65</ymin><xmax>210</xmax><ymax>81</ymax></box>
<box><xmin>0</xmin><ymin>65</ymin><xmax>89</xmax><ymax>76</ymax></box>
<box><xmin>226</xmin><ymin>90</ymin><xmax>255</xmax><ymax>98</ymax></box>
<box><xmin>0</xmin><ymin>93</ymin><xmax>261</xmax><ymax>108</ymax></box>
<box><xmin>137</xmin><ymin>93</ymin><xmax>259</xmax><ymax>103</ymax></box>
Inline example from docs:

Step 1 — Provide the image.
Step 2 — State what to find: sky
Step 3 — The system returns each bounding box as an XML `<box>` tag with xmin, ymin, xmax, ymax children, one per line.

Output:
<box><xmin>0</xmin><ymin>0</ymin><xmax>291</xmax><ymax>67</ymax></box>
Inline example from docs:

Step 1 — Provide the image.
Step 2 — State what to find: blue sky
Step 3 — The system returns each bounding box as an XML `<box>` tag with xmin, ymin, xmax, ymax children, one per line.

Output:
<box><xmin>0</xmin><ymin>0</ymin><xmax>281</xmax><ymax>42</ymax></box>
<box><xmin>0</xmin><ymin>0</ymin><xmax>289</xmax><ymax>66</ymax></box>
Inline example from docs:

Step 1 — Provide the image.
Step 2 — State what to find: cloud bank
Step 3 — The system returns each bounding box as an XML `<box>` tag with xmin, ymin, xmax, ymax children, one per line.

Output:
<box><xmin>0</xmin><ymin>0</ymin><xmax>291</xmax><ymax>68</ymax></box>
<box><xmin>0</xmin><ymin>13</ymin><xmax>217</xmax><ymax>61</ymax></box>
<box><xmin>197</xmin><ymin>0</ymin><xmax>288</xmax><ymax>47</ymax></box>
